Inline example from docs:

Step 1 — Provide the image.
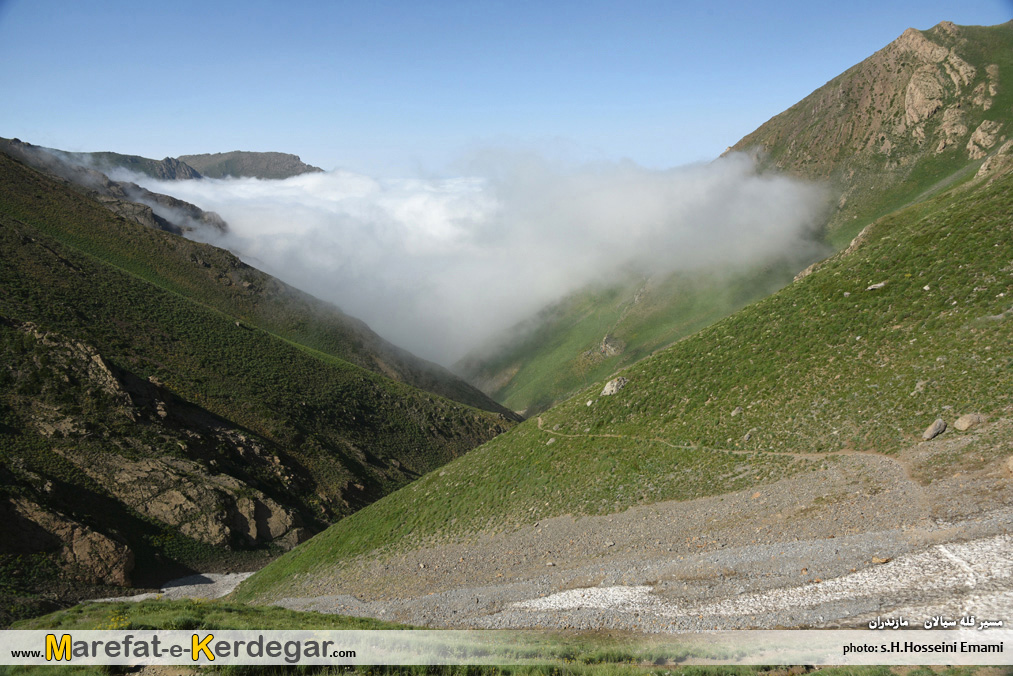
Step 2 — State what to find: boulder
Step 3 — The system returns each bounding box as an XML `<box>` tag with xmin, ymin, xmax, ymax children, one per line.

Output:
<box><xmin>922</xmin><ymin>418</ymin><xmax>947</xmax><ymax>440</ymax></box>
<box><xmin>953</xmin><ymin>413</ymin><xmax>986</xmax><ymax>431</ymax></box>
<box><xmin>600</xmin><ymin>377</ymin><xmax>629</xmax><ymax>396</ymax></box>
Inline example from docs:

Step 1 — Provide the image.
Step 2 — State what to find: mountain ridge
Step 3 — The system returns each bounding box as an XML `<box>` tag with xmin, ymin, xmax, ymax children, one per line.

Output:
<box><xmin>459</xmin><ymin>20</ymin><xmax>1013</xmax><ymax>415</ymax></box>
<box><xmin>730</xmin><ymin>20</ymin><xmax>1012</xmax><ymax>244</ymax></box>
<box><xmin>178</xmin><ymin>151</ymin><xmax>323</xmax><ymax>179</ymax></box>
<box><xmin>234</xmin><ymin>22</ymin><xmax>1013</xmax><ymax>632</ymax></box>
<box><xmin>0</xmin><ymin>149</ymin><xmax>514</xmax><ymax>623</ymax></box>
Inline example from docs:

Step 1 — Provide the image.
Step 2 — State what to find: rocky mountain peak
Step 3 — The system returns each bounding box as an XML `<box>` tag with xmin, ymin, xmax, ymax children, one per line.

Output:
<box><xmin>728</xmin><ymin>20</ymin><xmax>1010</xmax><ymax>237</ymax></box>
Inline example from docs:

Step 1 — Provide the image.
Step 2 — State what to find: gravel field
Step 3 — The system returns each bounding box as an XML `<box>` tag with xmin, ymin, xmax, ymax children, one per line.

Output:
<box><xmin>95</xmin><ymin>572</ymin><xmax>254</xmax><ymax>603</ymax></box>
<box><xmin>274</xmin><ymin>421</ymin><xmax>1013</xmax><ymax>632</ymax></box>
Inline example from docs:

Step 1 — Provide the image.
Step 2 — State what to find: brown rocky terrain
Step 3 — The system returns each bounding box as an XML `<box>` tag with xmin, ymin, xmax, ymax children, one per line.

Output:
<box><xmin>729</xmin><ymin>21</ymin><xmax>1011</xmax><ymax>239</ymax></box>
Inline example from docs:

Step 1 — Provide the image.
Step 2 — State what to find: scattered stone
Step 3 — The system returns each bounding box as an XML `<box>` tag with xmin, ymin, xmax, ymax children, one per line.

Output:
<box><xmin>419</xmin><ymin>563</ymin><xmax>426</xmax><ymax>569</ymax></box>
<box><xmin>866</xmin><ymin>281</ymin><xmax>887</xmax><ymax>290</ymax></box>
<box><xmin>731</xmin><ymin>406</ymin><xmax>743</xmax><ymax>417</ymax></box>
<box><xmin>586</xmin><ymin>400</ymin><xmax>593</xmax><ymax>407</ymax></box>
<box><xmin>601</xmin><ymin>377</ymin><xmax>629</xmax><ymax>396</ymax></box>
<box><xmin>953</xmin><ymin>413</ymin><xmax>986</xmax><ymax>431</ymax></box>
<box><xmin>871</xmin><ymin>556</ymin><xmax>892</xmax><ymax>564</ymax></box>
<box><xmin>546</xmin><ymin>438</ymin><xmax>556</xmax><ymax>445</ymax></box>
<box><xmin>922</xmin><ymin>418</ymin><xmax>947</xmax><ymax>440</ymax></box>
<box><xmin>910</xmin><ymin>380</ymin><xmax>928</xmax><ymax>396</ymax></box>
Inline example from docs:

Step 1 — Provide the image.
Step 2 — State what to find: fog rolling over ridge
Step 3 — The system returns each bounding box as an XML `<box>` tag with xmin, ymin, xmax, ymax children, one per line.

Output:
<box><xmin>135</xmin><ymin>151</ymin><xmax>828</xmax><ymax>365</ymax></box>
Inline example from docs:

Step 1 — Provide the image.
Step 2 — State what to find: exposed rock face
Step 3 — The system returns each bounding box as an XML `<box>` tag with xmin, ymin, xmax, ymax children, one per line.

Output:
<box><xmin>3</xmin><ymin>497</ymin><xmax>134</xmax><ymax>586</ymax></box>
<box><xmin>953</xmin><ymin>413</ymin><xmax>986</xmax><ymax>431</ymax></box>
<box><xmin>967</xmin><ymin>120</ymin><xmax>1005</xmax><ymax>159</ymax></box>
<box><xmin>727</xmin><ymin>20</ymin><xmax>1004</xmax><ymax>234</ymax></box>
<box><xmin>922</xmin><ymin>418</ymin><xmax>947</xmax><ymax>440</ymax></box>
<box><xmin>5</xmin><ymin>319</ymin><xmax>308</xmax><ymax>591</ymax></box>
<box><xmin>935</xmin><ymin>107</ymin><xmax>968</xmax><ymax>153</ymax></box>
<box><xmin>905</xmin><ymin>65</ymin><xmax>947</xmax><ymax>126</ymax></box>
<box><xmin>55</xmin><ymin>428</ymin><xmax>303</xmax><ymax>549</ymax></box>
<box><xmin>601</xmin><ymin>377</ymin><xmax>629</xmax><ymax>396</ymax></box>
<box><xmin>976</xmin><ymin>138</ymin><xmax>1013</xmax><ymax>178</ymax></box>
<box><xmin>154</xmin><ymin>156</ymin><xmax>202</xmax><ymax>180</ymax></box>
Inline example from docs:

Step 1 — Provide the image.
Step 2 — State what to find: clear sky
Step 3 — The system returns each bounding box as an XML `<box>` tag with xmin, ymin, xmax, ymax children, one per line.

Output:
<box><xmin>1</xmin><ymin>0</ymin><xmax>1011</xmax><ymax>174</ymax></box>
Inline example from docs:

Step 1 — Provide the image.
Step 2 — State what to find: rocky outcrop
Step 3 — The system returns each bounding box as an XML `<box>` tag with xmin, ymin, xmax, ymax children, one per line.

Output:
<box><xmin>7</xmin><ymin>320</ymin><xmax>308</xmax><ymax>567</ymax></box>
<box><xmin>727</xmin><ymin>20</ymin><xmax>1006</xmax><ymax>235</ymax></box>
<box><xmin>58</xmin><ymin>445</ymin><xmax>303</xmax><ymax>549</ymax></box>
<box><xmin>967</xmin><ymin>120</ymin><xmax>1005</xmax><ymax>160</ymax></box>
<box><xmin>976</xmin><ymin>139</ymin><xmax>1013</xmax><ymax>179</ymax></box>
<box><xmin>601</xmin><ymin>377</ymin><xmax>629</xmax><ymax>396</ymax></box>
<box><xmin>153</xmin><ymin>156</ymin><xmax>202</xmax><ymax>180</ymax></box>
<box><xmin>905</xmin><ymin>65</ymin><xmax>948</xmax><ymax>126</ymax></box>
<box><xmin>934</xmin><ymin>108</ymin><xmax>969</xmax><ymax>153</ymax></box>
<box><xmin>3</xmin><ymin>497</ymin><xmax>134</xmax><ymax>586</ymax></box>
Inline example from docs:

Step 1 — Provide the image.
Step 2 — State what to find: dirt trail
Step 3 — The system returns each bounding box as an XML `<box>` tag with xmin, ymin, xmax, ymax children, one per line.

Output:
<box><xmin>535</xmin><ymin>416</ymin><xmax>932</xmax><ymax>515</ymax></box>
<box><xmin>537</xmin><ymin>415</ymin><xmax>915</xmax><ymax>464</ymax></box>
<box><xmin>270</xmin><ymin>418</ymin><xmax>1012</xmax><ymax>632</ymax></box>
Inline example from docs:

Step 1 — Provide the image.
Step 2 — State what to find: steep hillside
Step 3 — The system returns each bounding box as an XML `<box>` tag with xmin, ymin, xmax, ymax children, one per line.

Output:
<box><xmin>55</xmin><ymin>150</ymin><xmax>202</xmax><ymax>180</ymax></box>
<box><xmin>237</xmin><ymin>137</ymin><xmax>1013</xmax><ymax>613</ymax></box>
<box><xmin>0</xmin><ymin>141</ymin><xmax>515</xmax><ymax>417</ymax></box>
<box><xmin>731</xmin><ymin>20</ymin><xmax>1013</xmax><ymax>246</ymax></box>
<box><xmin>178</xmin><ymin>151</ymin><xmax>323</xmax><ymax>179</ymax></box>
<box><xmin>0</xmin><ymin>138</ymin><xmax>226</xmax><ymax>236</ymax></box>
<box><xmin>457</xmin><ymin>262</ymin><xmax>799</xmax><ymax>415</ymax></box>
<box><xmin>0</xmin><ymin>152</ymin><xmax>514</xmax><ymax>623</ymax></box>
<box><xmin>458</xmin><ymin>20</ymin><xmax>1013</xmax><ymax>415</ymax></box>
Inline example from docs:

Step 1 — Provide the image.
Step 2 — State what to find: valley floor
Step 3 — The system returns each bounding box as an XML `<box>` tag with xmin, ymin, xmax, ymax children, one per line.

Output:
<box><xmin>271</xmin><ymin>417</ymin><xmax>1013</xmax><ymax>632</ymax></box>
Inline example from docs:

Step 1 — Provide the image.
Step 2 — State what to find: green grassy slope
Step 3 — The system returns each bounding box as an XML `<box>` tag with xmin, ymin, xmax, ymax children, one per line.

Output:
<box><xmin>238</xmin><ymin>155</ymin><xmax>1013</xmax><ymax>603</ymax></box>
<box><xmin>458</xmin><ymin>21</ymin><xmax>1013</xmax><ymax>416</ymax></box>
<box><xmin>0</xmin><ymin>152</ymin><xmax>514</xmax><ymax>621</ymax></box>
<box><xmin>0</xmin><ymin>144</ymin><xmax>514</xmax><ymax>417</ymax></box>
<box><xmin>458</xmin><ymin>263</ymin><xmax>799</xmax><ymax>415</ymax></box>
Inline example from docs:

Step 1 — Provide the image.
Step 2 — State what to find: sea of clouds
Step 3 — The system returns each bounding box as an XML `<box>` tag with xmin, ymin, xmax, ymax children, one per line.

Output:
<box><xmin>134</xmin><ymin>151</ymin><xmax>827</xmax><ymax>365</ymax></box>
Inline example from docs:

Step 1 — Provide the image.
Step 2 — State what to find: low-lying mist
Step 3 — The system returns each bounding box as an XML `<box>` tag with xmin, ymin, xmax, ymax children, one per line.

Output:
<box><xmin>135</xmin><ymin>151</ymin><xmax>828</xmax><ymax>365</ymax></box>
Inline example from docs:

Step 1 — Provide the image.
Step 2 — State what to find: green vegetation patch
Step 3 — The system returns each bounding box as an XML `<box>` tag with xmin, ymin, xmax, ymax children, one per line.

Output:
<box><xmin>240</xmin><ymin>154</ymin><xmax>1013</xmax><ymax>604</ymax></box>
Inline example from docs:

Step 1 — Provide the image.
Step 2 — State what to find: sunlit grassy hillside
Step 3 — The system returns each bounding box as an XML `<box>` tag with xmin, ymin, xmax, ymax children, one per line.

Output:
<box><xmin>238</xmin><ymin>155</ymin><xmax>1013</xmax><ymax>603</ymax></box>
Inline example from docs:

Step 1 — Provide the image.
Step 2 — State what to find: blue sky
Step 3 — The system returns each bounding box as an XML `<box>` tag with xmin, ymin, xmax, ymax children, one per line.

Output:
<box><xmin>1</xmin><ymin>0</ymin><xmax>1011</xmax><ymax>174</ymax></box>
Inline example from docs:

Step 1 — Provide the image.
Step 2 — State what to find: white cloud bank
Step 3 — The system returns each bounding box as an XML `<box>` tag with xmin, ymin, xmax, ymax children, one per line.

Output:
<box><xmin>136</xmin><ymin>151</ymin><xmax>827</xmax><ymax>365</ymax></box>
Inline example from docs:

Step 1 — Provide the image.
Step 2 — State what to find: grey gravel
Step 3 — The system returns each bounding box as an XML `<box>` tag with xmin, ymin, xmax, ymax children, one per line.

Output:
<box><xmin>272</xmin><ymin>419</ymin><xmax>1013</xmax><ymax>633</ymax></box>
